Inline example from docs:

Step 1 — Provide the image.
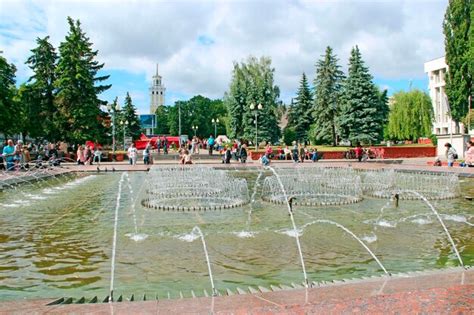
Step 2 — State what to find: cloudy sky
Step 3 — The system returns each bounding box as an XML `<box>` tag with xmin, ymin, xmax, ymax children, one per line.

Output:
<box><xmin>1</xmin><ymin>0</ymin><xmax>447</xmax><ymax>114</ymax></box>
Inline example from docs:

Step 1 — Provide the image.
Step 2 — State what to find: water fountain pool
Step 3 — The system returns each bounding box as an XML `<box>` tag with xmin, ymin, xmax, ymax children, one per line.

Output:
<box><xmin>0</xmin><ymin>166</ymin><xmax>472</xmax><ymax>303</ymax></box>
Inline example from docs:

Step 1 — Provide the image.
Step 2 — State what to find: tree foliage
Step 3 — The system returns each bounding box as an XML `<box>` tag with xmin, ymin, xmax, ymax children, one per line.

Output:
<box><xmin>118</xmin><ymin>92</ymin><xmax>142</xmax><ymax>140</ymax></box>
<box><xmin>154</xmin><ymin>105</ymin><xmax>170</xmax><ymax>135</ymax></box>
<box><xmin>224</xmin><ymin>56</ymin><xmax>281</xmax><ymax>144</ymax></box>
<box><xmin>386</xmin><ymin>90</ymin><xmax>433</xmax><ymax>141</ymax></box>
<box><xmin>311</xmin><ymin>46</ymin><xmax>345</xmax><ymax>146</ymax></box>
<box><xmin>443</xmin><ymin>0</ymin><xmax>473</xmax><ymax>124</ymax></box>
<box><xmin>168</xmin><ymin>95</ymin><xmax>226</xmax><ymax>137</ymax></box>
<box><xmin>24</xmin><ymin>36</ymin><xmax>58</xmax><ymax>140</ymax></box>
<box><xmin>288</xmin><ymin>72</ymin><xmax>312</xmax><ymax>143</ymax></box>
<box><xmin>0</xmin><ymin>55</ymin><xmax>18</xmax><ymax>135</ymax></box>
<box><xmin>339</xmin><ymin>46</ymin><xmax>383</xmax><ymax>145</ymax></box>
<box><xmin>54</xmin><ymin>17</ymin><xmax>111</xmax><ymax>143</ymax></box>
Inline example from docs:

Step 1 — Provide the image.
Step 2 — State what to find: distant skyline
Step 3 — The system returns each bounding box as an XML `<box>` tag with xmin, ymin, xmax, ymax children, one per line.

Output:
<box><xmin>0</xmin><ymin>0</ymin><xmax>448</xmax><ymax>114</ymax></box>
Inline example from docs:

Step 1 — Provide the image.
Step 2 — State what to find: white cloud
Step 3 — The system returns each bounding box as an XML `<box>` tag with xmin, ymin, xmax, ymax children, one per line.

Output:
<box><xmin>1</xmin><ymin>0</ymin><xmax>448</xmax><ymax>109</ymax></box>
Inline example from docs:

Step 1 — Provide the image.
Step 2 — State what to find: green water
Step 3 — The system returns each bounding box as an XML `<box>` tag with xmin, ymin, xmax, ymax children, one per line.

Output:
<box><xmin>0</xmin><ymin>170</ymin><xmax>473</xmax><ymax>301</ymax></box>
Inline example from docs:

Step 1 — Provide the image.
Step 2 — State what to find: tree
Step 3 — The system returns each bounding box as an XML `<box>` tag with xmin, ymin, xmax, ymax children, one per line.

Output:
<box><xmin>376</xmin><ymin>88</ymin><xmax>390</xmax><ymax>139</ymax></box>
<box><xmin>224</xmin><ymin>56</ymin><xmax>281</xmax><ymax>144</ymax></box>
<box><xmin>168</xmin><ymin>96</ymin><xmax>226</xmax><ymax>137</ymax></box>
<box><xmin>339</xmin><ymin>46</ymin><xmax>381</xmax><ymax>145</ymax></box>
<box><xmin>24</xmin><ymin>36</ymin><xmax>58</xmax><ymax>140</ymax></box>
<box><xmin>443</xmin><ymin>0</ymin><xmax>473</xmax><ymax>126</ymax></box>
<box><xmin>154</xmin><ymin>105</ymin><xmax>170</xmax><ymax>135</ymax></box>
<box><xmin>386</xmin><ymin>90</ymin><xmax>433</xmax><ymax>141</ymax></box>
<box><xmin>0</xmin><ymin>55</ymin><xmax>18</xmax><ymax>135</ymax></box>
<box><xmin>288</xmin><ymin>72</ymin><xmax>312</xmax><ymax>143</ymax></box>
<box><xmin>311</xmin><ymin>46</ymin><xmax>344</xmax><ymax>146</ymax></box>
<box><xmin>55</xmin><ymin>17</ymin><xmax>111</xmax><ymax>143</ymax></box>
<box><xmin>119</xmin><ymin>92</ymin><xmax>141</xmax><ymax>140</ymax></box>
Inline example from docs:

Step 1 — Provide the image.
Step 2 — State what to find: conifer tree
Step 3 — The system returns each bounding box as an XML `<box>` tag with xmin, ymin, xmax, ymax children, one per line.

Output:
<box><xmin>55</xmin><ymin>17</ymin><xmax>111</xmax><ymax>143</ymax></box>
<box><xmin>0</xmin><ymin>55</ymin><xmax>18</xmax><ymax>135</ymax></box>
<box><xmin>443</xmin><ymin>0</ymin><xmax>473</xmax><ymax>126</ymax></box>
<box><xmin>312</xmin><ymin>46</ymin><xmax>344</xmax><ymax>146</ymax></box>
<box><xmin>24</xmin><ymin>36</ymin><xmax>58</xmax><ymax>140</ymax></box>
<box><xmin>288</xmin><ymin>73</ymin><xmax>312</xmax><ymax>143</ymax></box>
<box><xmin>339</xmin><ymin>46</ymin><xmax>381</xmax><ymax>145</ymax></box>
<box><xmin>119</xmin><ymin>92</ymin><xmax>142</xmax><ymax>140</ymax></box>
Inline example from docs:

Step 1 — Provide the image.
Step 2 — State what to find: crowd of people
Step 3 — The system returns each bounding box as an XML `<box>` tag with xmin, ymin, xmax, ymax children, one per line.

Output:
<box><xmin>2</xmin><ymin>136</ymin><xmax>473</xmax><ymax>170</ymax></box>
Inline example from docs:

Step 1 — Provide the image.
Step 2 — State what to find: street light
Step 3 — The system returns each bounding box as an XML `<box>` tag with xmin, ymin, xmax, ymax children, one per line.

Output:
<box><xmin>107</xmin><ymin>102</ymin><xmax>121</xmax><ymax>156</ymax></box>
<box><xmin>249</xmin><ymin>103</ymin><xmax>263</xmax><ymax>150</ymax></box>
<box><xmin>211</xmin><ymin>118</ymin><xmax>219</xmax><ymax>137</ymax></box>
<box><xmin>191</xmin><ymin>125</ymin><xmax>198</xmax><ymax>137</ymax></box>
<box><xmin>120</xmin><ymin>120</ymin><xmax>129</xmax><ymax>149</ymax></box>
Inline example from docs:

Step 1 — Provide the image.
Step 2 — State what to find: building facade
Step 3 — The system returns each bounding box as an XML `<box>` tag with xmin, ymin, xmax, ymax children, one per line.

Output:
<box><xmin>150</xmin><ymin>64</ymin><xmax>166</xmax><ymax>114</ymax></box>
<box><xmin>424</xmin><ymin>56</ymin><xmax>472</xmax><ymax>158</ymax></box>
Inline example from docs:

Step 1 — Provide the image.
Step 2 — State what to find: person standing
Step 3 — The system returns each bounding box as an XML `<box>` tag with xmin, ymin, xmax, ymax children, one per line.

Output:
<box><xmin>354</xmin><ymin>143</ymin><xmax>363</xmax><ymax>162</ymax></box>
<box><xmin>127</xmin><ymin>143</ymin><xmax>138</xmax><ymax>165</ymax></box>
<box><xmin>462</xmin><ymin>141</ymin><xmax>474</xmax><ymax>167</ymax></box>
<box><xmin>76</xmin><ymin>145</ymin><xmax>85</xmax><ymax>165</ymax></box>
<box><xmin>207</xmin><ymin>135</ymin><xmax>215</xmax><ymax>155</ymax></box>
<box><xmin>143</xmin><ymin>144</ymin><xmax>151</xmax><ymax>165</ymax></box>
<box><xmin>292</xmin><ymin>141</ymin><xmax>299</xmax><ymax>163</ymax></box>
<box><xmin>239</xmin><ymin>144</ymin><xmax>248</xmax><ymax>163</ymax></box>
<box><xmin>445</xmin><ymin>143</ymin><xmax>457</xmax><ymax>167</ymax></box>
<box><xmin>2</xmin><ymin>139</ymin><xmax>15</xmax><ymax>171</ymax></box>
<box><xmin>163</xmin><ymin>137</ymin><xmax>168</xmax><ymax>155</ymax></box>
<box><xmin>299</xmin><ymin>144</ymin><xmax>306</xmax><ymax>163</ymax></box>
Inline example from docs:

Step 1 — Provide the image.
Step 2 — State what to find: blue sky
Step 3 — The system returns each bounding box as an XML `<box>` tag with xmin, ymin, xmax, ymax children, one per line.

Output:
<box><xmin>0</xmin><ymin>0</ymin><xmax>447</xmax><ymax>114</ymax></box>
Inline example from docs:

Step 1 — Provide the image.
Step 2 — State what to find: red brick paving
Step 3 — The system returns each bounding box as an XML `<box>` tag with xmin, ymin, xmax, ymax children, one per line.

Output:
<box><xmin>0</xmin><ymin>268</ymin><xmax>472</xmax><ymax>314</ymax></box>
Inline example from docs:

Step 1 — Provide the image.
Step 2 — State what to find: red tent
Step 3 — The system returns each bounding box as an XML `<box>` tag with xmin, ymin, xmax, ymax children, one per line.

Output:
<box><xmin>134</xmin><ymin>134</ymin><xmax>180</xmax><ymax>150</ymax></box>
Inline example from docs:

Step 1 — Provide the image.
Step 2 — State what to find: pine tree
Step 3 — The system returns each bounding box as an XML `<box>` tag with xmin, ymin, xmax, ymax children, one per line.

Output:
<box><xmin>443</xmin><ymin>0</ymin><xmax>472</xmax><ymax>126</ymax></box>
<box><xmin>120</xmin><ymin>92</ymin><xmax>142</xmax><ymax>140</ymax></box>
<box><xmin>55</xmin><ymin>17</ymin><xmax>111</xmax><ymax>143</ymax></box>
<box><xmin>339</xmin><ymin>46</ymin><xmax>381</xmax><ymax>145</ymax></box>
<box><xmin>24</xmin><ymin>36</ymin><xmax>58</xmax><ymax>140</ymax></box>
<box><xmin>312</xmin><ymin>46</ymin><xmax>344</xmax><ymax>146</ymax></box>
<box><xmin>290</xmin><ymin>73</ymin><xmax>313</xmax><ymax>143</ymax></box>
<box><xmin>0</xmin><ymin>55</ymin><xmax>18</xmax><ymax>135</ymax></box>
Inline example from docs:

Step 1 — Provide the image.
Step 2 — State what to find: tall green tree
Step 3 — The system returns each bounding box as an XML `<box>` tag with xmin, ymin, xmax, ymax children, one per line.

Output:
<box><xmin>24</xmin><ymin>36</ymin><xmax>58</xmax><ymax>140</ymax></box>
<box><xmin>288</xmin><ymin>73</ymin><xmax>312</xmax><ymax>143</ymax></box>
<box><xmin>168</xmin><ymin>96</ymin><xmax>226</xmax><ymax>138</ymax></box>
<box><xmin>119</xmin><ymin>92</ymin><xmax>141</xmax><ymax>140</ymax></box>
<box><xmin>376</xmin><ymin>88</ymin><xmax>390</xmax><ymax>139</ymax></box>
<box><xmin>443</xmin><ymin>0</ymin><xmax>473</xmax><ymax>126</ymax></box>
<box><xmin>154</xmin><ymin>105</ymin><xmax>170</xmax><ymax>135</ymax></box>
<box><xmin>0</xmin><ymin>55</ymin><xmax>18</xmax><ymax>135</ymax></box>
<box><xmin>55</xmin><ymin>17</ymin><xmax>111</xmax><ymax>143</ymax></box>
<box><xmin>224</xmin><ymin>56</ymin><xmax>281</xmax><ymax>144</ymax></box>
<box><xmin>311</xmin><ymin>46</ymin><xmax>345</xmax><ymax>146</ymax></box>
<box><xmin>339</xmin><ymin>46</ymin><xmax>381</xmax><ymax>145</ymax></box>
<box><xmin>386</xmin><ymin>90</ymin><xmax>433</xmax><ymax>141</ymax></box>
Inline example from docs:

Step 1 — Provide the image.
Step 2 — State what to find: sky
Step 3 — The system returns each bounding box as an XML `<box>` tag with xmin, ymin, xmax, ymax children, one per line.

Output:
<box><xmin>0</xmin><ymin>0</ymin><xmax>448</xmax><ymax>115</ymax></box>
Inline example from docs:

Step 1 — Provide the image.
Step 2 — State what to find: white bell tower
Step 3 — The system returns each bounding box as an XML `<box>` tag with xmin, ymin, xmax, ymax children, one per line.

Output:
<box><xmin>150</xmin><ymin>64</ymin><xmax>166</xmax><ymax>114</ymax></box>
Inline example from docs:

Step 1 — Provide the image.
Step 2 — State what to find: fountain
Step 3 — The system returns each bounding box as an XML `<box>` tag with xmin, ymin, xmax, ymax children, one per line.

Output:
<box><xmin>141</xmin><ymin>166</ymin><xmax>249</xmax><ymax>211</ymax></box>
<box><xmin>0</xmin><ymin>166</ymin><xmax>471</xmax><ymax>304</ymax></box>
<box><xmin>262</xmin><ymin>167</ymin><xmax>362</xmax><ymax>206</ymax></box>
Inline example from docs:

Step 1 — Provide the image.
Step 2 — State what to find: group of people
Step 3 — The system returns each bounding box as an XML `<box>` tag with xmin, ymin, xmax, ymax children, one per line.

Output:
<box><xmin>1</xmin><ymin>139</ymin><xmax>64</xmax><ymax>171</ymax></box>
<box><xmin>442</xmin><ymin>141</ymin><xmax>474</xmax><ymax>167</ymax></box>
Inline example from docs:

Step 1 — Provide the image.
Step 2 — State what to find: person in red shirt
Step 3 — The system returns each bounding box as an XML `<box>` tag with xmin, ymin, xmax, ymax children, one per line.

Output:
<box><xmin>354</xmin><ymin>143</ymin><xmax>363</xmax><ymax>162</ymax></box>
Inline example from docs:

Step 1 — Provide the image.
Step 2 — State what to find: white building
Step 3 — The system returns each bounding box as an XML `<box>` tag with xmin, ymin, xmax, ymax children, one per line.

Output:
<box><xmin>424</xmin><ymin>56</ymin><xmax>472</xmax><ymax>158</ymax></box>
<box><xmin>149</xmin><ymin>64</ymin><xmax>166</xmax><ymax>114</ymax></box>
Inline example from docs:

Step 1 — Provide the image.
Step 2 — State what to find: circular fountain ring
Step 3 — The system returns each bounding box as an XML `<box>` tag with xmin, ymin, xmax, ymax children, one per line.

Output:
<box><xmin>141</xmin><ymin>196</ymin><xmax>248</xmax><ymax>211</ymax></box>
<box><xmin>262</xmin><ymin>193</ymin><xmax>362</xmax><ymax>206</ymax></box>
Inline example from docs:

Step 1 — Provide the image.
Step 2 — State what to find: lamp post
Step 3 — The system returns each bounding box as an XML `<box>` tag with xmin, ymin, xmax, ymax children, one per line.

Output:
<box><xmin>192</xmin><ymin>125</ymin><xmax>198</xmax><ymax>137</ymax></box>
<box><xmin>120</xmin><ymin>120</ymin><xmax>129</xmax><ymax>149</ymax></box>
<box><xmin>211</xmin><ymin>118</ymin><xmax>219</xmax><ymax>137</ymax></box>
<box><xmin>249</xmin><ymin>103</ymin><xmax>263</xmax><ymax>150</ymax></box>
<box><xmin>107</xmin><ymin>102</ymin><xmax>121</xmax><ymax>156</ymax></box>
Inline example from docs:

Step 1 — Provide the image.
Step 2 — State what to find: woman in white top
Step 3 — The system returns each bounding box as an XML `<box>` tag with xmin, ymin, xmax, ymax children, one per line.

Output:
<box><xmin>444</xmin><ymin>143</ymin><xmax>457</xmax><ymax>167</ymax></box>
<box><xmin>127</xmin><ymin>143</ymin><xmax>138</xmax><ymax>165</ymax></box>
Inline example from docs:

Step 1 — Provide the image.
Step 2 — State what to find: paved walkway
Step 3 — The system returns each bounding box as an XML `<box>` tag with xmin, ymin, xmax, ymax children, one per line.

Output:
<box><xmin>53</xmin><ymin>157</ymin><xmax>474</xmax><ymax>177</ymax></box>
<box><xmin>1</xmin><ymin>268</ymin><xmax>472</xmax><ymax>314</ymax></box>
